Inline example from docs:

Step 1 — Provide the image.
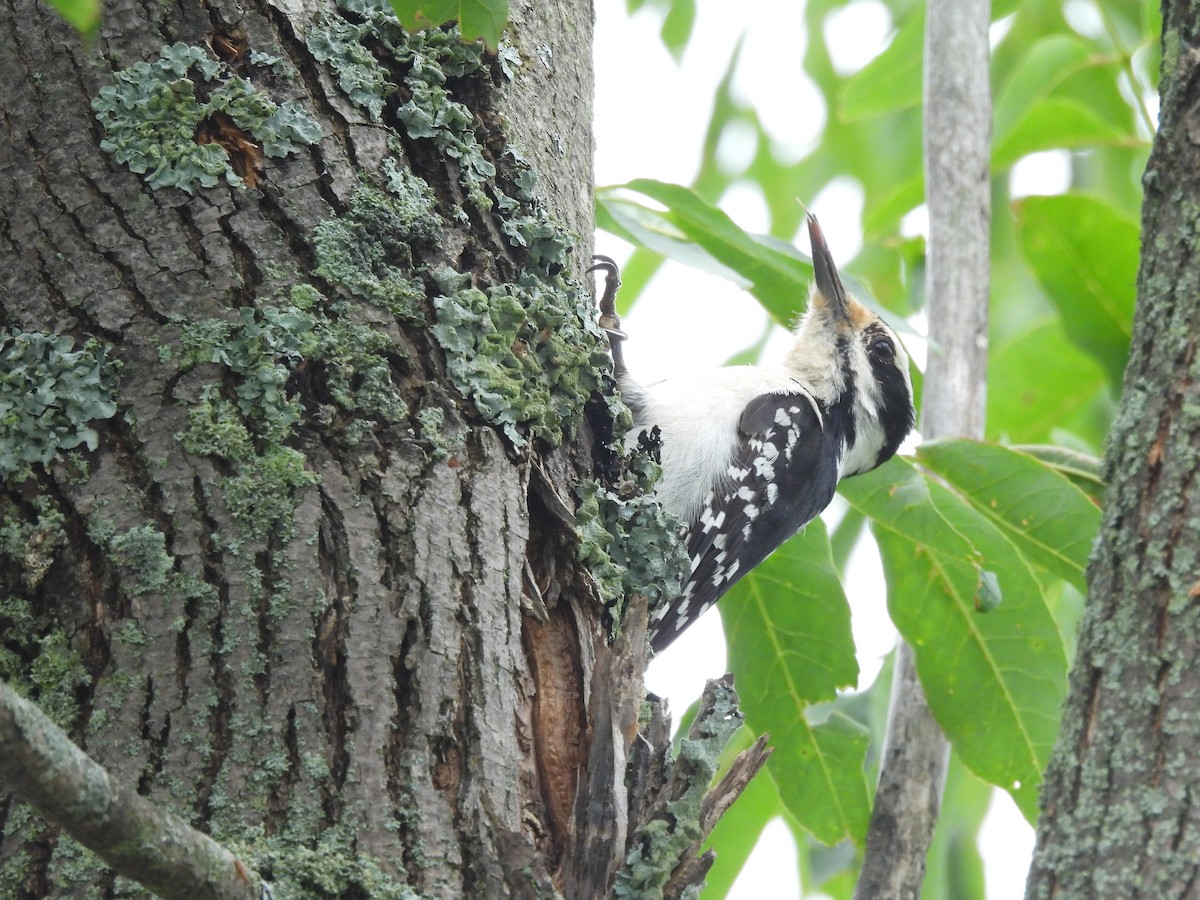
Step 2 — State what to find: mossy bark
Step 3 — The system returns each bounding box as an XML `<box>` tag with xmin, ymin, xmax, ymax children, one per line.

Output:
<box><xmin>0</xmin><ymin>0</ymin><xmax>696</xmax><ymax>896</ymax></box>
<box><xmin>1025</xmin><ymin>5</ymin><xmax>1200</xmax><ymax>897</ymax></box>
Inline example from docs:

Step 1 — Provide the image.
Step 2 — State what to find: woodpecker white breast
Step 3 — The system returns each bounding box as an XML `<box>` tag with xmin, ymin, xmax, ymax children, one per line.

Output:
<box><xmin>595</xmin><ymin>214</ymin><xmax>915</xmax><ymax>653</ymax></box>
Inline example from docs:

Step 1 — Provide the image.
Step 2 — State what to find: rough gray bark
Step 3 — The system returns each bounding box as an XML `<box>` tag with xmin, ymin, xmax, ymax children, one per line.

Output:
<box><xmin>0</xmin><ymin>0</ymin><xmax>740</xmax><ymax>895</ymax></box>
<box><xmin>1024</xmin><ymin>6</ymin><xmax>1200</xmax><ymax>897</ymax></box>
<box><xmin>854</xmin><ymin>0</ymin><xmax>990</xmax><ymax>897</ymax></box>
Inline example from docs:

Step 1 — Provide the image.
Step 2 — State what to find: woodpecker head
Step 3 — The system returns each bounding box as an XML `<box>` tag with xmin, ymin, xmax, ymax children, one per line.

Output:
<box><xmin>783</xmin><ymin>214</ymin><xmax>915</xmax><ymax>478</ymax></box>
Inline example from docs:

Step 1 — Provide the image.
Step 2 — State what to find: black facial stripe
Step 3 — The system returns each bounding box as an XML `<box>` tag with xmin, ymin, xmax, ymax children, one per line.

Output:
<box><xmin>871</xmin><ymin>355</ymin><xmax>914</xmax><ymax>468</ymax></box>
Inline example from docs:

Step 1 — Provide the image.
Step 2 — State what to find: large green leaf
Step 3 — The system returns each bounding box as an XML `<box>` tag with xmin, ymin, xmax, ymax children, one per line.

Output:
<box><xmin>993</xmin><ymin>99</ymin><xmax>1132</xmax><ymax>170</ymax></box>
<box><xmin>1015</xmin><ymin>194</ymin><xmax>1137</xmax><ymax>389</ymax></box>
<box><xmin>1013</xmin><ymin>444</ymin><xmax>1105</xmax><ymax>508</ymax></box>
<box><xmin>722</xmin><ymin>521</ymin><xmax>870</xmax><ymax>845</ymax></box>
<box><xmin>597</xmin><ymin>179</ymin><xmax>813</xmax><ymax>326</ymax></box>
<box><xmin>48</xmin><ymin>0</ymin><xmax>100</xmax><ymax>33</ymax></box>
<box><xmin>839</xmin><ymin>9</ymin><xmax>924</xmax><ymax>121</ymax></box>
<box><xmin>993</xmin><ymin>34</ymin><xmax>1094</xmax><ymax>137</ymax></box>
<box><xmin>916</xmin><ymin>440</ymin><xmax>1101</xmax><ymax>593</ymax></box>
<box><xmin>988</xmin><ymin>317</ymin><xmax>1112</xmax><ymax>449</ymax></box>
<box><xmin>840</xmin><ymin>457</ymin><xmax>1068</xmax><ymax>821</ymax></box>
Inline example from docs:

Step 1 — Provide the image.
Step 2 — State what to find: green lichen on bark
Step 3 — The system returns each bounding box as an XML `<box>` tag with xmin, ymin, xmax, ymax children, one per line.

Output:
<box><xmin>92</xmin><ymin>42</ymin><xmax>322</xmax><ymax>193</ymax></box>
<box><xmin>313</xmin><ymin>183</ymin><xmax>437</xmax><ymax>320</ymax></box>
<box><xmin>574</xmin><ymin>433</ymin><xmax>689</xmax><ymax>622</ymax></box>
<box><xmin>0</xmin><ymin>330</ymin><xmax>119</xmax><ymax>481</ymax></box>
<box><xmin>430</xmin><ymin>270</ymin><xmax>611</xmax><ymax>449</ymax></box>
<box><xmin>306</xmin><ymin>2</ymin><xmax>494</xmax><ymax>209</ymax></box>
<box><xmin>0</xmin><ymin>597</ymin><xmax>90</xmax><ymax>730</ymax></box>
<box><xmin>614</xmin><ymin>677</ymin><xmax>746</xmax><ymax>898</ymax></box>
<box><xmin>303</xmin><ymin>7</ymin><xmax>603</xmax><ymax>454</ymax></box>
<box><xmin>230</xmin><ymin>826</ymin><xmax>424</xmax><ymax>899</ymax></box>
<box><xmin>0</xmin><ymin>496</ymin><xmax>67</xmax><ymax>589</ymax></box>
<box><xmin>176</xmin><ymin>284</ymin><xmax>434</xmax><ymax>537</ymax></box>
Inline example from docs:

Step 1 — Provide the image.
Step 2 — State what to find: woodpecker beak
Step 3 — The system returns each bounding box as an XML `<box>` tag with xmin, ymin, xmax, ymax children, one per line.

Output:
<box><xmin>807</xmin><ymin>213</ymin><xmax>852</xmax><ymax>324</ymax></box>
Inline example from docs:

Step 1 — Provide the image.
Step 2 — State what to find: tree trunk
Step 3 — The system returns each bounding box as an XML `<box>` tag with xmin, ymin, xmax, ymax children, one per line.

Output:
<box><xmin>0</xmin><ymin>1</ymin><xmax>753</xmax><ymax>896</ymax></box>
<box><xmin>1025</xmin><ymin>5</ymin><xmax>1200</xmax><ymax>896</ymax></box>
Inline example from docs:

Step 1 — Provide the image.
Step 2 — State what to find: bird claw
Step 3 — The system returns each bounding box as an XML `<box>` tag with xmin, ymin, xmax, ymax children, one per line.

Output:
<box><xmin>588</xmin><ymin>255</ymin><xmax>627</xmax><ymax>342</ymax></box>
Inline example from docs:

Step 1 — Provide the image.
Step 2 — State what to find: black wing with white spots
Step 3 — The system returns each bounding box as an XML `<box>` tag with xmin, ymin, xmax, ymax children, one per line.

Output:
<box><xmin>649</xmin><ymin>390</ymin><xmax>840</xmax><ymax>652</ymax></box>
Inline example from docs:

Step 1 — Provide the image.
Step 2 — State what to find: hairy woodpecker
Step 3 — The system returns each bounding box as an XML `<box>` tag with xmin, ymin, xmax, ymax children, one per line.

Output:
<box><xmin>592</xmin><ymin>214</ymin><xmax>915</xmax><ymax>653</ymax></box>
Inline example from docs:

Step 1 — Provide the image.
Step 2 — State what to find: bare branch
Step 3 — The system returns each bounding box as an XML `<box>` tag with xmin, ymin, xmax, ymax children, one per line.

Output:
<box><xmin>614</xmin><ymin>675</ymin><xmax>769</xmax><ymax>898</ymax></box>
<box><xmin>855</xmin><ymin>0</ymin><xmax>991</xmax><ymax>895</ymax></box>
<box><xmin>0</xmin><ymin>679</ymin><xmax>265</xmax><ymax>900</ymax></box>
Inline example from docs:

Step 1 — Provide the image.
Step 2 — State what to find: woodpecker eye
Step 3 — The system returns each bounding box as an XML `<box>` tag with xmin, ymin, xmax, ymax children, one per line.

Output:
<box><xmin>871</xmin><ymin>336</ymin><xmax>895</xmax><ymax>361</ymax></box>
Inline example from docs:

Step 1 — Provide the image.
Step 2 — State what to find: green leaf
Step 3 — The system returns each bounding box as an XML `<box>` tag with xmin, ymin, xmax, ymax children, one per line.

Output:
<box><xmin>1011</xmin><ymin>444</ymin><xmax>1105</xmax><ymax>508</ymax></box>
<box><xmin>391</xmin><ymin>0</ymin><xmax>457</xmax><ymax>30</ymax></box>
<box><xmin>916</xmin><ymin>439</ymin><xmax>1101</xmax><ymax>593</ymax></box>
<box><xmin>598</xmin><ymin>180</ymin><xmax>813</xmax><ymax>326</ymax></box>
<box><xmin>660</xmin><ymin>0</ymin><xmax>696</xmax><ymax>62</ymax></box>
<box><xmin>993</xmin><ymin>35</ymin><xmax>1094</xmax><ymax>137</ymax></box>
<box><xmin>389</xmin><ymin>0</ymin><xmax>508</xmax><ymax>48</ymax></box>
<box><xmin>47</xmin><ymin>0</ymin><xmax>100</xmax><ymax>33</ymax></box>
<box><xmin>1015</xmin><ymin>194</ymin><xmax>1138</xmax><ymax>389</ymax></box>
<box><xmin>988</xmin><ymin>317</ymin><xmax>1112</xmax><ymax>448</ymax></box>
<box><xmin>839</xmin><ymin>9</ymin><xmax>924</xmax><ymax>121</ymax></box>
<box><xmin>722</xmin><ymin>521</ymin><xmax>870</xmax><ymax>844</ymax></box>
<box><xmin>840</xmin><ymin>458</ymin><xmax>1069</xmax><ymax>822</ymax></box>
<box><xmin>993</xmin><ymin>99</ymin><xmax>1132</xmax><ymax>171</ymax></box>
<box><xmin>458</xmin><ymin>0</ymin><xmax>509</xmax><ymax>48</ymax></box>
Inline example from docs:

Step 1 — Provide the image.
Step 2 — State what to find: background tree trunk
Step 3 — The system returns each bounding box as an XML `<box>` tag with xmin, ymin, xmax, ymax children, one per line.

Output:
<box><xmin>0</xmin><ymin>0</ymin><xmax>715</xmax><ymax>895</ymax></box>
<box><xmin>1025</xmin><ymin>4</ymin><xmax>1200</xmax><ymax>896</ymax></box>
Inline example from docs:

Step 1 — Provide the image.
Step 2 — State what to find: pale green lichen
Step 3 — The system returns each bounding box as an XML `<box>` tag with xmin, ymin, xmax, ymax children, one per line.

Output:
<box><xmin>108</xmin><ymin>525</ymin><xmax>174</xmax><ymax>597</ymax></box>
<box><xmin>574</xmin><ymin>435</ymin><xmax>689</xmax><ymax>623</ymax></box>
<box><xmin>177</xmin><ymin>287</ymin><xmax>428</xmax><ymax>536</ymax></box>
<box><xmin>0</xmin><ymin>596</ymin><xmax>90</xmax><ymax>729</ymax></box>
<box><xmin>230</xmin><ymin>826</ymin><xmax>423</xmax><ymax>899</ymax></box>
<box><xmin>430</xmin><ymin>271</ymin><xmax>611</xmax><ymax>449</ymax></box>
<box><xmin>0</xmin><ymin>330</ymin><xmax>119</xmax><ymax>480</ymax></box>
<box><xmin>614</xmin><ymin>679</ymin><xmax>745</xmax><ymax>898</ymax></box>
<box><xmin>305</xmin><ymin>2</ymin><xmax>499</xmax><ymax>212</ymax></box>
<box><xmin>92</xmin><ymin>42</ymin><xmax>322</xmax><ymax>193</ymax></box>
<box><xmin>306</xmin><ymin>17</ymin><xmax>396</xmax><ymax>120</ymax></box>
<box><xmin>313</xmin><ymin>184</ymin><xmax>438</xmax><ymax>320</ymax></box>
<box><xmin>416</xmin><ymin>406</ymin><xmax>456</xmax><ymax>459</ymax></box>
<box><xmin>0</xmin><ymin>496</ymin><xmax>67</xmax><ymax>589</ymax></box>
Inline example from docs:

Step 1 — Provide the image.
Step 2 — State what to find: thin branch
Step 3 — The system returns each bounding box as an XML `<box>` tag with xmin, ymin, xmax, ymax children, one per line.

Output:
<box><xmin>854</xmin><ymin>0</ymin><xmax>992</xmax><ymax>895</ymax></box>
<box><xmin>0</xmin><ymin>679</ymin><xmax>266</xmax><ymax>900</ymax></box>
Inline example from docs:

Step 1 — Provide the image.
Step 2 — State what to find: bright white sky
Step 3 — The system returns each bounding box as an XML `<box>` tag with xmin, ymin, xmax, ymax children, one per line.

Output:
<box><xmin>591</xmin><ymin>2</ymin><xmax>1045</xmax><ymax>897</ymax></box>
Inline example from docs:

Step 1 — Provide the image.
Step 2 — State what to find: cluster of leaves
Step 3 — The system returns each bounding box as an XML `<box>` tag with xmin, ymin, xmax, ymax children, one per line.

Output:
<box><xmin>599</xmin><ymin>1</ymin><xmax>1155</xmax><ymax>896</ymax></box>
<box><xmin>92</xmin><ymin>42</ymin><xmax>321</xmax><ymax>193</ymax></box>
<box><xmin>0</xmin><ymin>330</ymin><xmax>119</xmax><ymax>480</ymax></box>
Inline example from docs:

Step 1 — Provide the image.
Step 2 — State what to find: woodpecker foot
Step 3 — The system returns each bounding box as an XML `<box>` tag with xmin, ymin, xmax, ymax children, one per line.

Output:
<box><xmin>588</xmin><ymin>255</ymin><xmax>627</xmax><ymax>343</ymax></box>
